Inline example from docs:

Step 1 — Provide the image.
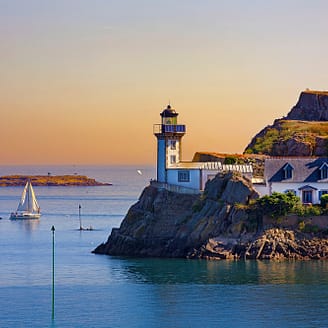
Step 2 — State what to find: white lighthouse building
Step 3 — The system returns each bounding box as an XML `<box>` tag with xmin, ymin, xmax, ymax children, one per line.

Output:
<box><xmin>153</xmin><ymin>105</ymin><xmax>186</xmax><ymax>183</ymax></box>
<box><xmin>153</xmin><ymin>105</ymin><xmax>253</xmax><ymax>194</ymax></box>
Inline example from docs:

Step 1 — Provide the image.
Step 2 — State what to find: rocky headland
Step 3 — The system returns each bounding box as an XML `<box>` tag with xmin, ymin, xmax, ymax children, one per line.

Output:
<box><xmin>0</xmin><ymin>175</ymin><xmax>111</xmax><ymax>186</ymax></box>
<box><xmin>94</xmin><ymin>90</ymin><xmax>328</xmax><ymax>261</ymax></box>
<box><xmin>244</xmin><ymin>90</ymin><xmax>328</xmax><ymax>156</ymax></box>
<box><xmin>94</xmin><ymin>171</ymin><xmax>328</xmax><ymax>260</ymax></box>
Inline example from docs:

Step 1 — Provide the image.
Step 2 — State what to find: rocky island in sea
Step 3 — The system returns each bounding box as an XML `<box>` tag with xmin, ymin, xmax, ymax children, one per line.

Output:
<box><xmin>0</xmin><ymin>175</ymin><xmax>111</xmax><ymax>186</ymax></box>
<box><xmin>94</xmin><ymin>90</ymin><xmax>328</xmax><ymax>260</ymax></box>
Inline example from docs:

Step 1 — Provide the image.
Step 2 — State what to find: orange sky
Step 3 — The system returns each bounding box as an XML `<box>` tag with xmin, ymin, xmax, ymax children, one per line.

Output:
<box><xmin>1</xmin><ymin>1</ymin><xmax>328</xmax><ymax>165</ymax></box>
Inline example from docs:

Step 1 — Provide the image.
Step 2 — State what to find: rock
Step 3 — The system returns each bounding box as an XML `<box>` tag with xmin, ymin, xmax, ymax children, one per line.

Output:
<box><xmin>314</xmin><ymin>136</ymin><xmax>328</xmax><ymax>156</ymax></box>
<box><xmin>244</xmin><ymin>90</ymin><xmax>328</xmax><ymax>156</ymax></box>
<box><xmin>191</xmin><ymin>227</ymin><xmax>328</xmax><ymax>261</ymax></box>
<box><xmin>287</xmin><ymin>91</ymin><xmax>328</xmax><ymax>121</ymax></box>
<box><xmin>271</xmin><ymin>137</ymin><xmax>313</xmax><ymax>156</ymax></box>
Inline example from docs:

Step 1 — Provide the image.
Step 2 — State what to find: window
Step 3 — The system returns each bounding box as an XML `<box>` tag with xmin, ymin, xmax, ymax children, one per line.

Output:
<box><xmin>176</xmin><ymin>125</ymin><xmax>185</xmax><ymax>132</ymax></box>
<box><xmin>285</xmin><ymin>167</ymin><xmax>293</xmax><ymax>179</ymax></box>
<box><xmin>319</xmin><ymin>190</ymin><xmax>328</xmax><ymax>199</ymax></box>
<box><xmin>302</xmin><ymin>190</ymin><xmax>313</xmax><ymax>204</ymax></box>
<box><xmin>320</xmin><ymin>164</ymin><xmax>328</xmax><ymax>180</ymax></box>
<box><xmin>164</xmin><ymin>125</ymin><xmax>174</xmax><ymax>133</ymax></box>
<box><xmin>170</xmin><ymin>155</ymin><xmax>176</xmax><ymax>164</ymax></box>
<box><xmin>178</xmin><ymin>171</ymin><xmax>190</xmax><ymax>182</ymax></box>
<box><xmin>170</xmin><ymin>140</ymin><xmax>176</xmax><ymax>150</ymax></box>
<box><xmin>283</xmin><ymin>163</ymin><xmax>294</xmax><ymax>179</ymax></box>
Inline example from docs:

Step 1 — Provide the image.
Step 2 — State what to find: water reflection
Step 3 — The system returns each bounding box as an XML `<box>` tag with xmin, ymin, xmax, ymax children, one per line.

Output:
<box><xmin>111</xmin><ymin>257</ymin><xmax>328</xmax><ymax>285</ymax></box>
<box><xmin>13</xmin><ymin>219</ymin><xmax>40</xmax><ymax>233</ymax></box>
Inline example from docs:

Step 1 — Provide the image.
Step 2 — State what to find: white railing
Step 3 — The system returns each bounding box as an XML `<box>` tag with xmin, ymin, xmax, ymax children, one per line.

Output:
<box><xmin>153</xmin><ymin>124</ymin><xmax>186</xmax><ymax>134</ymax></box>
<box><xmin>150</xmin><ymin>180</ymin><xmax>201</xmax><ymax>195</ymax></box>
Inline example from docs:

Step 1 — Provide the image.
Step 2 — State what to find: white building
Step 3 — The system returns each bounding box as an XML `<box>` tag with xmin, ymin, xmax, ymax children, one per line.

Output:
<box><xmin>263</xmin><ymin>157</ymin><xmax>328</xmax><ymax>204</ymax></box>
<box><xmin>153</xmin><ymin>105</ymin><xmax>253</xmax><ymax>193</ymax></box>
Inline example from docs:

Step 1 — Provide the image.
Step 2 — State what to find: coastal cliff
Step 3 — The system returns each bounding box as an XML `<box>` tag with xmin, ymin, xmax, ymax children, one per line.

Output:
<box><xmin>94</xmin><ymin>172</ymin><xmax>328</xmax><ymax>260</ymax></box>
<box><xmin>244</xmin><ymin>90</ymin><xmax>328</xmax><ymax>156</ymax></box>
<box><xmin>287</xmin><ymin>90</ymin><xmax>328</xmax><ymax>121</ymax></box>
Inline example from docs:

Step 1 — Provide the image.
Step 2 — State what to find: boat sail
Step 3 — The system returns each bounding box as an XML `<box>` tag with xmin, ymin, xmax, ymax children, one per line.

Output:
<box><xmin>10</xmin><ymin>181</ymin><xmax>41</xmax><ymax>219</ymax></box>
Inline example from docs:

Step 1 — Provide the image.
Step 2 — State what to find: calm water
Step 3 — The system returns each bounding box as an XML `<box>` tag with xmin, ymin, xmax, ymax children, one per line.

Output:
<box><xmin>1</xmin><ymin>165</ymin><xmax>328</xmax><ymax>327</ymax></box>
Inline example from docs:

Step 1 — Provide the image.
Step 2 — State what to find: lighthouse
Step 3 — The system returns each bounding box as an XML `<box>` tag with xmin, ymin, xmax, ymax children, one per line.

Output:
<box><xmin>153</xmin><ymin>105</ymin><xmax>186</xmax><ymax>183</ymax></box>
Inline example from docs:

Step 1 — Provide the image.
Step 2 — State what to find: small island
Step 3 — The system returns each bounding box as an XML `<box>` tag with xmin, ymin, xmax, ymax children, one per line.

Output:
<box><xmin>0</xmin><ymin>175</ymin><xmax>112</xmax><ymax>187</ymax></box>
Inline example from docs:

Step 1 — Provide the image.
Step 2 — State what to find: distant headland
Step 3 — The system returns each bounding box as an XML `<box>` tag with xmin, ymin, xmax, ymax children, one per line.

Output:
<box><xmin>0</xmin><ymin>175</ymin><xmax>111</xmax><ymax>187</ymax></box>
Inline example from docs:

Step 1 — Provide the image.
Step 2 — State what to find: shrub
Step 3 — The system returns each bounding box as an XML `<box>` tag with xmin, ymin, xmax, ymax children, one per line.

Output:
<box><xmin>321</xmin><ymin>194</ymin><xmax>328</xmax><ymax>208</ymax></box>
<box><xmin>298</xmin><ymin>220</ymin><xmax>305</xmax><ymax>231</ymax></box>
<box><xmin>255</xmin><ymin>191</ymin><xmax>301</xmax><ymax>218</ymax></box>
<box><xmin>298</xmin><ymin>220</ymin><xmax>320</xmax><ymax>233</ymax></box>
<box><xmin>224</xmin><ymin>156</ymin><xmax>237</xmax><ymax>165</ymax></box>
<box><xmin>295</xmin><ymin>204</ymin><xmax>322</xmax><ymax>217</ymax></box>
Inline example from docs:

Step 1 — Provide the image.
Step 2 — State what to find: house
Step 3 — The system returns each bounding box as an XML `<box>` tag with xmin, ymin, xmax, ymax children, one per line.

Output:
<box><xmin>263</xmin><ymin>157</ymin><xmax>328</xmax><ymax>204</ymax></box>
<box><xmin>153</xmin><ymin>105</ymin><xmax>253</xmax><ymax>193</ymax></box>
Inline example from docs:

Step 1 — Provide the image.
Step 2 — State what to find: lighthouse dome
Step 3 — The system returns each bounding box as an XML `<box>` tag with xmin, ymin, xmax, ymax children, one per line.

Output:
<box><xmin>160</xmin><ymin>105</ymin><xmax>178</xmax><ymax>118</ymax></box>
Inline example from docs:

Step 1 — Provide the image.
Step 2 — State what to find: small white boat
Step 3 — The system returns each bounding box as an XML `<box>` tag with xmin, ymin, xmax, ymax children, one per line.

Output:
<box><xmin>10</xmin><ymin>181</ymin><xmax>41</xmax><ymax>220</ymax></box>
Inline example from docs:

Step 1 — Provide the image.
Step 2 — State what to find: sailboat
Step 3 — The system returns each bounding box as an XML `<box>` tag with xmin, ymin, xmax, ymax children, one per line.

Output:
<box><xmin>10</xmin><ymin>181</ymin><xmax>41</xmax><ymax>220</ymax></box>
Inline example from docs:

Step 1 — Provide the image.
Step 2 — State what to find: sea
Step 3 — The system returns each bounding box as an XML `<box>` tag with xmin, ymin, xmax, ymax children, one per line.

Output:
<box><xmin>1</xmin><ymin>165</ymin><xmax>328</xmax><ymax>328</ymax></box>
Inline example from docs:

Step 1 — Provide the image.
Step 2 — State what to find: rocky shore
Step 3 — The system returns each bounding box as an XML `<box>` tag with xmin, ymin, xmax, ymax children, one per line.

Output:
<box><xmin>190</xmin><ymin>228</ymin><xmax>328</xmax><ymax>260</ymax></box>
<box><xmin>0</xmin><ymin>175</ymin><xmax>111</xmax><ymax>186</ymax></box>
<box><xmin>94</xmin><ymin>171</ymin><xmax>328</xmax><ymax>260</ymax></box>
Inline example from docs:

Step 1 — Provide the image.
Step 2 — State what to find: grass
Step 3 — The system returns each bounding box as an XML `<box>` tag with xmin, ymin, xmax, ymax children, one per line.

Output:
<box><xmin>246</xmin><ymin>120</ymin><xmax>328</xmax><ymax>155</ymax></box>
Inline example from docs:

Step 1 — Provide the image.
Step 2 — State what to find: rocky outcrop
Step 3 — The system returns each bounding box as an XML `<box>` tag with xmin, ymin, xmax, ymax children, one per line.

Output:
<box><xmin>190</xmin><ymin>228</ymin><xmax>328</xmax><ymax>260</ymax></box>
<box><xmin>270</xmin><ymin>132</ymin><xmax>314</xmax><ymax>156</ymax></box>
<box><xmin>94</xmin><ymin>170</ymin><xmax>328</xmax><ymax>260</ymax></box>
<box><xmin>287</xmin><ymin>91</ymin><xmax>328</xmax><ymax>121</ymax></box>
<box><xmin>244</xmin><ymin>90</ymin><xmax>328</xmax><ymax>156</ymax></box>
<box><xmin>93</xmin><ymin>172</ymin><xmax>259</xmax><ymax>257</ymax></box>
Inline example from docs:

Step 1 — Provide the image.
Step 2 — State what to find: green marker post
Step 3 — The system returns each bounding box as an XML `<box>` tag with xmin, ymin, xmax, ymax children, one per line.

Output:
<box><xmin>51</xmin><ymin>225</ymin><xmax>55</xmax><ymax>320</ymax></box>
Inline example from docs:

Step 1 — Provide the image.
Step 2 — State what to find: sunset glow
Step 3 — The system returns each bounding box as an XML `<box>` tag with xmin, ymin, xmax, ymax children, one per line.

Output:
<box><xmin>1</xmin><ymin>1</ymin><xmax>328</xmax><ymax>164</ymax></box>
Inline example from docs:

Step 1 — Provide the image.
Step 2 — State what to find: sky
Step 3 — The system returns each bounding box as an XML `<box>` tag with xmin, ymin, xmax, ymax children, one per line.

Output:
<box><xmin>1</xmin><ymin>0</ymin><xmax>328</xmax><ymax>165</ymax></box>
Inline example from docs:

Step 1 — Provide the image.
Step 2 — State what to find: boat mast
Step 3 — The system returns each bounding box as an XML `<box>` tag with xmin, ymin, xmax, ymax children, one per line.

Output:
<box><xmin>27</xmin><ymin>181</ymin><xmax>30</xmax><ymax>212</ymax></box>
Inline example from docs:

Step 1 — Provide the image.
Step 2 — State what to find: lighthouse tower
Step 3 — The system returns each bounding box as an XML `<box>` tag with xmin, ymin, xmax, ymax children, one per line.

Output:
<box><xmin>153</xmin><ymin>105</ymin><xmax>186</xmax><ymax>182</ymax></box>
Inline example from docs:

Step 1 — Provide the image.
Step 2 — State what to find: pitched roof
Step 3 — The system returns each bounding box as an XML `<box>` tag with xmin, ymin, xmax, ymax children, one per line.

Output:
<box><xmin>298</xmin><ymin>185</ymin><xmax>318</xmax><ymax>190</ymax></box>
<box><xmin>265</xmin><ymin>157</ymin><xmax>328</xmax><ymax>182</ymax></box>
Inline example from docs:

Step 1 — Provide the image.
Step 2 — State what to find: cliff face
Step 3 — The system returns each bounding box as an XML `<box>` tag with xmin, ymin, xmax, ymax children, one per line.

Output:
<box><xmin>287</xmin><ymin>91</ymin><xmax>328</xmax><ymax>121</ymax></box>
<box><xmin>93</xmin><ymin>172</ymin><xmax>259</xmax><ymax>257</ymax></box>
<box><xmin>244</xmin><ymin>91</ymin><xmax>328</xmax><ymax>156</ymax></box>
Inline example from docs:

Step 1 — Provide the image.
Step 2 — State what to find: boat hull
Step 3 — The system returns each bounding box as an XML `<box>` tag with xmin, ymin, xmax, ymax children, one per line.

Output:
<box><xmin>10</xmin><ymin>212</ymin><xmax>41</xmax><ymax>220</ymax></box>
